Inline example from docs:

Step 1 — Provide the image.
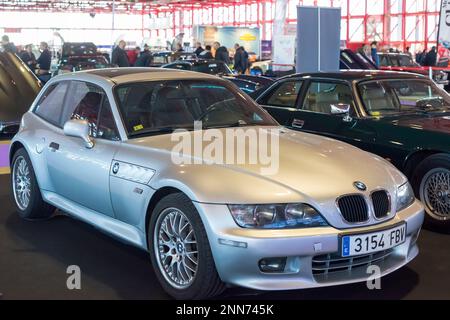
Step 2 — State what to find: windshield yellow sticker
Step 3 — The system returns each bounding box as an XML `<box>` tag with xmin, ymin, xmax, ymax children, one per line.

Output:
<box><xmin>133</xmin><ymin>124</ymin><xmax>144</xmax><ymax>131</ymax></box>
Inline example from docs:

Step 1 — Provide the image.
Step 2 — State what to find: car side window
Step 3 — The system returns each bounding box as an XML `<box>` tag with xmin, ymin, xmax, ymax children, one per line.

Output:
<box><xmin>169</xmin><ymin>63</ymin><xmax>190</xmax><ymax>70</ymax></box>
<box><xmin>259</xmin><ymin>81</ymin><xmax>302</xmax><ymax>108</ymax></box>
<box><xmin>302</xmin><ymin>81</ymin><xmax>355</xmax><ymax>115</ymax></box>
<box><xmin>34</xmin><ymin>81</ymin><xmax>69</xmax><ymax>127</ymax></box>
<box><xmin>62</xmin><ymin>81</ymin><xmax>119</xmax><ymax>140</ymax></box>
<box><xmin>379</xmin><ymin>55</ymin><xmax>389</xmax><ymax>67</ymax></box>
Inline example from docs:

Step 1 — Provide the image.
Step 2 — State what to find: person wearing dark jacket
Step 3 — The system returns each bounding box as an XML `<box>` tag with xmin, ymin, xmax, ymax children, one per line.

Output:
<box><xmin>36</xmin><ymin>42</ymin><xmax>51</xmax><ymax>72</ymax></box>
<box><xmin>233</xmin><ymin>43</ymin><xmax>249</xmax><ymax>74</ymax></box>
<box><xmin>194</xmin><ymin>42</ymin><xmax>204</xmax><ymax>57</ymax></box>
<box><xmin>213</xmin><ymin>42</ymin><xmax>230</xmax><ymax>64</ymax></box>
<box><xmin>111</xmin><ymin>40</ymin><xmax>130</xmax><ymax>67</ymax></box>
<box><xmin>19</xmin><ymin>44</ymin><xmax>37</xmax><ymax>71</ymax></box>
<box><xmin>370</xmin><ymin>41</ymin><xmax>379</xmax><ymax>67</ymax></box>
<box><xmin>135</xmin><ymin>44</ymin><xmax>152</xmax><ymax>67</ymax></box>
<box><xmin>1</xmin><ymin>35</ymin><xmax>17</xmax><ymax>54</ymax></box>
<box><xmin>423</xmin><ymin>46</ymin><xmax>437</xmax><ymax>67</ymax></box>
<box><xmin>199</xmin><ymin>45</ymin><xmax>213</xmax><ymax>59</ymax></box>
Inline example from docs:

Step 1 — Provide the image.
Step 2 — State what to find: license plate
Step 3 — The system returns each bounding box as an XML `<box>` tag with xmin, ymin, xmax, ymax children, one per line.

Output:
<box><xmin>341</xmin><ymin>224</ymin><xmax>406</xmax><ymax>257</ymax></box>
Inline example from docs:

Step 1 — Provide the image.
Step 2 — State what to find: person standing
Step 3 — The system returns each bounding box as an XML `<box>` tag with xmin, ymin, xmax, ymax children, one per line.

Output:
<box><xmin>423</xmin><ymin>46</ymin><xmax>437</xmax><ymax>67</ymax></box>
<box><xmin>370</xmin><ymin>41</ymin><xmax>379</xmax><ymax>67</ymax></box>
<box><xmin>199</xmin><ymin>45</ymin><xmax>213</xmax><ymax>59</ymax></box>
<box><xmin>111</xmin><ymin>40</ymin><xmax>130</xmax><ymax>67</ymax></box>
<box><xmin>135</xmin><ymin>44</ymin><xmax>152</xmax><ymax>67</ymax></box>
<box><xmin>36</xmin><ymin>42</ymin><xmax>51</xmax><ymax>73</ymax></box>
<box><xmin>1</xmin><ymin>35</ymin><xmax>17</xmax><ymax>54</ymax></box>
<box><xmin>405</xmin><ymin>46</ymin><xmax>413</xmax><ymax>59</ymax></box>
<box><xmin>213</xmin><ymin>41</ymin><xmax>230</xmax><ymax>64</ymax></box>
<box><xmin>233</xmin><ymin>43</ymin><xmax>249</xmax><ymax>74</ymax></box>
<box><xmin>172</xmin><ymin>43</ymin><xmax>184</xmax><ymax>61</ymax></box>
<box><xmin>19</xmin><ymin>44</ymin><xmax>37</xmax><ymax>71</ymax></box>
<box><xmin>194</xmin><ymin>42</ymin><xmax>204</xmax><ymax>57</ymax></box>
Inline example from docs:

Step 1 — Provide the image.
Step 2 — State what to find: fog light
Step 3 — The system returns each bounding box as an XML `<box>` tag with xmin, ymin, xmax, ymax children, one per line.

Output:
<box><xmin>259</xmin><ymin>257</ymin><xmax>287</xmax><ymax>273</ymax></box>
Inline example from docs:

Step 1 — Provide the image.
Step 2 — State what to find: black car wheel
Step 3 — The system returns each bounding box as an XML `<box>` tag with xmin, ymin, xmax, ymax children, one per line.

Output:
<box><xmin>412</xmin><ymin>154</ymin><xmax>450</xmax><ymax>228</ymax></box>
<box><xmin>11</xmin><ymin>148</ymin><xmax>55</xmax><ymax>220</ymax></box>
<box><xmin>148</xmin><ymin>193</ymin><xmax>225</xmax><ymax>299</ymax></box>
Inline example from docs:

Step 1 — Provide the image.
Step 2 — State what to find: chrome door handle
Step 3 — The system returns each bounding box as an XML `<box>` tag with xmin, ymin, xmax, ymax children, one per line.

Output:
<box><xmin>292</xmin><ymin>118</ymin><xmax>305</xmax><ymax>129</ymax></box>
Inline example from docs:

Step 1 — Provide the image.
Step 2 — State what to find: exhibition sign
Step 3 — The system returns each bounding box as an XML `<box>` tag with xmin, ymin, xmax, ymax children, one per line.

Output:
<box><xmin>194</xmin><ymin>26</ymin><xmax>260</xmax><ymax>57</ymax></box>
<box><xmin>297</xmin><ymin>6</ymin><xmax>341</xmax><ymax>73</ymax></box>
<box><xmin>439</xmin><ymin>0</ymin><xmax>450</xmax><ymax>49</ymax></box>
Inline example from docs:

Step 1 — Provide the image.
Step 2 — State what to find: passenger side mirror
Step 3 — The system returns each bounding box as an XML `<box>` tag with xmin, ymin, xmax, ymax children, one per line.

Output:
<box><xmin>330</xmin><ymin>103</ymin><xmax>353</xmax><ymax>122</ymax></box>
<box><xmin>63</xmin><ymin>119</ymin><xmax>95</xmax><ymax>149</ymax></box>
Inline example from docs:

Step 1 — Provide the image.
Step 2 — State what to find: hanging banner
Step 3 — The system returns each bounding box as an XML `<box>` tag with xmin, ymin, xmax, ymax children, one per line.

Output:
<box><xmin>438</xmin><ymin>0</ymin><xmax>450</xmax><ymax>49</ymax></box>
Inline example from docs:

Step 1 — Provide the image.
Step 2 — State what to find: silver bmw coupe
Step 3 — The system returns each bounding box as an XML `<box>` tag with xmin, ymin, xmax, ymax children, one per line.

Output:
<box><xmin>10</xmin><ymin>68</ymin><xmax>424</xmax><ymax>299</ymax></box>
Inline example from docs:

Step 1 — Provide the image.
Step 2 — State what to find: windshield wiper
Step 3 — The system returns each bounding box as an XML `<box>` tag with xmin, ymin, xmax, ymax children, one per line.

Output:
<box><xmin>202</xmin><ymin>120</ymin><xmax>265</xmax><ymax>130</ymax></box>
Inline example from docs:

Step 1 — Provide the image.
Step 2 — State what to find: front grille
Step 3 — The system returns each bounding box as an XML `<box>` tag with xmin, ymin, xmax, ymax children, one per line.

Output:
<box><xmin>337</xmin><ymin>195</ymin><xmax>368</xmax><ymax>223</ymax></box>
<box><xmin>371</xmin><ymin>190</ymin><xmax>390</xmax><ymax>218</ymax></box>
<box><xmin>312</xmin><ymin>249</ymin><xmax>394</xmax><ymax>275</ymax></box>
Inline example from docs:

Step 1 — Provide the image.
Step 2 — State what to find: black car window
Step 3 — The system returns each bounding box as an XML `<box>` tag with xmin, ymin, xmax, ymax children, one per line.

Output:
<box><xmin>34</xmin><ymin>81</ymin><xmax>69</xmax><ymax>127</ymax></box>
<box><xmin>359</xmin><ymin>79</ymin><xmax>450</xmax><ymax>116</ymax></box>
<box><xmin>259</xmin><ymin>81</ymin><xmax>302</xmax><ymax>108</ymax></box>
<box><xmin>62</xmin><ymin>81</ymin><xmax>119</xmax><ymax>140</ymax></box>
<box><xmin>167</xmin><ymin>63</ymin><xmax>190</xmax><ymax>70</ymax></box>
<box><xmin>379</xmin><ymin>55</ymin><xmax>389</xmax><ymax>67</ymax></box>
<box><xmin>192</xmin><ymin>62</ymin><xmax>231</xmax><ymax>75</ymax></box>
<box><xmin>115</xmin><ymin>80</ymin><xmax>277</xmax><ymax>136</ymax></box>
<box><xmin>302</xmin><ymin>81</ymin><xmax>355</xmax><ymax>115</ymax></box>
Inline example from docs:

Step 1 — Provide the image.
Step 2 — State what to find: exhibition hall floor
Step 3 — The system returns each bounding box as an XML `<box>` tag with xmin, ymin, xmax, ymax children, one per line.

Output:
<box><xmin>1</xmin><ymin>141</ymin><xmax>450</xmax><ymax>300</ymax></box>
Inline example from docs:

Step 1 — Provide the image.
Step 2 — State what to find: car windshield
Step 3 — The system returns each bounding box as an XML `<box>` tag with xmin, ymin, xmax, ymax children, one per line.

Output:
<box><xmin>65</xmin><ymin>56</ymin><xmax>108</xmax><ymax>70</ymax></box>
<box><xmin>115</xmin><ymin>80</ymin><xmax>277</xmax><ymax>137</ymax></box>
<box><xmin>192</xmin><ymin>62</ymin><xmax>232</xmax><ymax>75</ymax></box>
<box><xmin>398</xmin><ymin>55</ymin><xmax>420</xmax><ymax>67</ymax></box>
<box><xmin>358</xmin><ymin>79</ymin><xmax>450</xmax><ymax>116</ymax></box>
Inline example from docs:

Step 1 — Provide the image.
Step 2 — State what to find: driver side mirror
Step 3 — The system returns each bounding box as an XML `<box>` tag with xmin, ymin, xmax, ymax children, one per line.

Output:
<box><xmin>330</xmin><ymin>103</ymin><xmax>353</xmax><ymax>122</ymax></box>
<box><xmin>63</xmin><ymin>119</ymin><xmax>95</xmax><ymax>149</ymax></box>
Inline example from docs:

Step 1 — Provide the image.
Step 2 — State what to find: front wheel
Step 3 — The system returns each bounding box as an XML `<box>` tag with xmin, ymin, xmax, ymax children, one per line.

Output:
<box><xmin>412</xmin><ymin>154</ymin><xmax>450</xmax><ymax>229</ymax></box>
<box><xmin>148</xmin><ymin>193</ymin><xmax>225</xmax><ymax>299</ymax></box>
<box><xmin>11</xmin><ymin>148</ymin><xmax>54</xmax><ymax>220</ymax></box>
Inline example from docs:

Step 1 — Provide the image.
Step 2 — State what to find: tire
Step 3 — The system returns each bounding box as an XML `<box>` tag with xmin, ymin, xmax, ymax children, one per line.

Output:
<box><xmin>411</xmin><ymin>153</ymin><xmax>450</xmax><ymax>229</ymax></box>
<box><xmin>148</xmin><ymin>193</ymin><xmax>225</xmax><ymax>299</ymax></box>
<box><xmin>10</xmin><ymin>148</ymin><xmax>55</xmax><ymax>220</ymax></box>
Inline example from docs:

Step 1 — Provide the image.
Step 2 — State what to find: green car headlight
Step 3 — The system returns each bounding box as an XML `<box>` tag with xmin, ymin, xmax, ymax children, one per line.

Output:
<box><xmin>228</xmin><ymin>203</ymin><xmax>329</xmax><ymax>229</ymax></box>
<box><xmin>396</xmin><ymin>182</ymin><xmax>415</xmax><ymax>212</ymax></box>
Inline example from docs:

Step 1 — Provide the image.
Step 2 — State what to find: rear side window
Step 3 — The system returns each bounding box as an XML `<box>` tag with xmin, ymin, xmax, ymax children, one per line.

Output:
<box><xmin>259</xmin><ymin>81</ymin><xmax>302</xmax><ymax>108</ymax></box>
<box><xmin>34</xmin><ymin>81</ymin><xmax>69</xmax><ymax>127</ymax></box>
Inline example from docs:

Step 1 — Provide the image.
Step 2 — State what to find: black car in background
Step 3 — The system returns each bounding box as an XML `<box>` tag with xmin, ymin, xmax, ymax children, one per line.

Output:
<box><xmin>0</xmin><ymin>52</ymin><xmax>42</xmax><ymax>135</ymax></box>
<box><xmin>162</xmin><ymin>59</ymin><xmax>274</xmax><ymax>94</ymax></box>
<box><xmin>149</xmin><ymin>51</ymin><xmax>197</xmax><ymax>67</ymax></box>
<box><xmin>54</xmin><ymin>42</ymin><xmax>113</xmax><ymax>75</ymax></box>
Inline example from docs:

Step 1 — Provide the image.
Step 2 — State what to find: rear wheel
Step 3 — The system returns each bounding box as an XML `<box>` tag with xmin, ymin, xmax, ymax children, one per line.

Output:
<box><xmin>412</xmin><ymin>154</ymin><xmax>450</xmax><ymax>229</ymax></box>
<box><xmin>11</xmin><ymin>148</ymin><xmax>54</xmax><ymax>220</ymax></box>
<box><xmin>148</xmin><ymin>193</ymin><xmax>225</xmax><ymax>299</ymax></box>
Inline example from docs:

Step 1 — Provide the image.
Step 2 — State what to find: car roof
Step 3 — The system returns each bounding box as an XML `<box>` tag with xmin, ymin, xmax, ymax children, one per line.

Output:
<box><xmin>283</xmin><ymin>70</ymin><xmax>426</xmax><ymax>81</ymax></box>
<box><xmin>172</xmin><ymin>59</ymin><xmax>224</xmax><ymax>65</ymax></box>
<box><xmin>378</xmin><ymin>52</ymin><xmax>409</xmax><ymax>56</ymax></box>
<box><xmin>53</xmin><ymin>67</ymin><xmax>221</xmax><ymax>85</ymax></box>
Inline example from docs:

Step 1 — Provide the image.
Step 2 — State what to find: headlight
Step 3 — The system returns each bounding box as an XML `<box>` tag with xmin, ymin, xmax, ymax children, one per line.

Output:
<box><xmin>228</xmin><ymin>203</ymin><xmax>328</xmax><ymax>229</ymax></box>
<box><xmin>396</xmin><ymin>182</ymin><xmax>415</xmax><ymax>212</ymax></box>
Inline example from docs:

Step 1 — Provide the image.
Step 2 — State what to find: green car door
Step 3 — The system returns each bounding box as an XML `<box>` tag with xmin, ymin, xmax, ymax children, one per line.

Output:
<box><xmin>259</xmin><ymin>78</ymin><xmax>378</xmax><ymax>152</ymax></box>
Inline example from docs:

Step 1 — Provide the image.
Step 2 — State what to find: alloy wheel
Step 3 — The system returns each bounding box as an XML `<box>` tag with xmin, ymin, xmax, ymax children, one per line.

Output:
<box><xmin>154</xmin><ymin>207</ymin><xmax>199</xmax><ymax>289</ymax></box>
<box><xmin>420</xmin><ymin>168</ymin><xmax>450</xmax><ymax>220</ymax></box>
<box><xmin>12</xmin><ymin>156</ymin><xmax>31</xmax><ymax>211</ymax></box>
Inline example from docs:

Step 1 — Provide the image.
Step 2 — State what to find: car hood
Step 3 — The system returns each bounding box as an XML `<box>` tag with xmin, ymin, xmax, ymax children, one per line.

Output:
<box><xmin>380</xmin><ymin>113</ymin><xmax>450</xmax><ymax>134</ymax></box>
<box><xmin>0</xmin><ymin>52</ymin><xmax>41</xmax><ymax>123</ymax></box>
<box><xmin>124</xmin><ymin>127</ymin><xmax>405</xmax><ymax>204</ymax></box>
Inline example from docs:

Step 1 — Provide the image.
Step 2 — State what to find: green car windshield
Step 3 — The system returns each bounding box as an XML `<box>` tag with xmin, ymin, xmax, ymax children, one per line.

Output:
<box><xmin>358</xmin><ymin>79</ymin><xmax>450</xmax><ymax>116</ymax></box>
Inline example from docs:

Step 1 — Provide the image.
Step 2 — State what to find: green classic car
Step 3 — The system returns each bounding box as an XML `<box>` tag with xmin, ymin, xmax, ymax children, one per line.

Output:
<box><xmin>255</xmin><ymin>70</ymin><xmax>450</xmax><ymax>228</ymax></box>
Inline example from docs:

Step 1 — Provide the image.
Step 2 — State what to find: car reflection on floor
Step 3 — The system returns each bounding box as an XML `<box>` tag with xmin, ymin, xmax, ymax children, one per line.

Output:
<box><xmin>0</xmin><ymin>141</ymin><xmax>10</xmax><ymax>175</ymax></box>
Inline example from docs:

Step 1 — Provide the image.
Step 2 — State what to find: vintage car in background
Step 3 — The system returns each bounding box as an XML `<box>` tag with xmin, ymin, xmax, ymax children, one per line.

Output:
<box><xmin>255</xmin><ymin>70</ymin><xmax>450</xmax><ymax>228</ymax></box>
<box><xmin>54</xmin><ymin>42</ymin><xmax>114</xmax><ymax>75</ymax></box>
<box><xmin>148</xmin><ymin>51</ymin><xmax>197</xmax><ymax>67</ymax></box>
<box><xmin>162</xmin><ymin>59</ymin><xmax>274</xmax><ymax>94</ymax></box>
<box><xmin>378</xmin><ymin>52</ymin><xmax>449</xmax><ymax>89</ymax></box>
<box><xmin>9</xmin><ymin>68</ymin><xmax>423</xmax><ymax>299</ymax></box>
<box><xmin>0</xmin><ymin>52</ymin><xmax>42</xmax><ymax>135</ymax></box>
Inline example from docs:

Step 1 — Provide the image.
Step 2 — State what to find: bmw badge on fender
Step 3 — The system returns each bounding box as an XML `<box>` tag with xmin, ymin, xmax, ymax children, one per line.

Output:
<box><xmin>10</xmin><ymin>68</ymin><xmax>424</xmax><ymax>299</ymax></box>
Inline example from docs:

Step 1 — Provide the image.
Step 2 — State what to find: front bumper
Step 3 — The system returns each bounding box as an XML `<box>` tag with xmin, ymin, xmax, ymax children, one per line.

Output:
<box><xmin>194</xmin><ymin>200</ymin><xmax>424</xmax><ymax>291</ymax></box>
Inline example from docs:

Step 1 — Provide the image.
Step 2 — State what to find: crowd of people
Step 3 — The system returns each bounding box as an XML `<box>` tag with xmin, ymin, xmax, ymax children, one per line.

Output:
<box><xmin>2</xmin><ymin>35</ymin><xmax>52</xmax><ymax>82</ymax></box>
<box><xmin>110</xmin><ymin>39</ymin><xmax>251</xmax><ymax>74</ymax></box>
